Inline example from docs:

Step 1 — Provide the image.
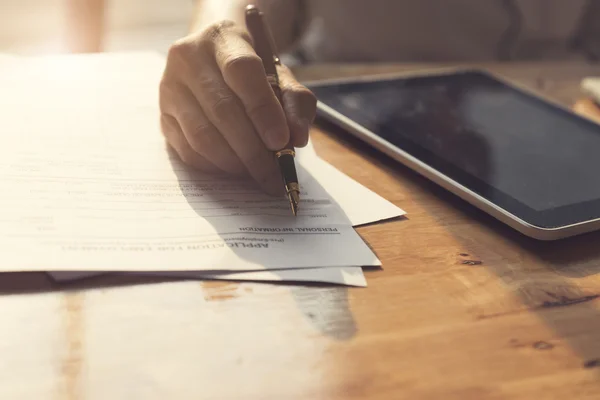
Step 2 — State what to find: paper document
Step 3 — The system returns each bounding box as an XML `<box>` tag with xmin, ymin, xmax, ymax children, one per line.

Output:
<box><xmin>46</xmin><ymin>138</ymin><xmax>401</xmax><ymax>286</ymax></box>
<box><xmin>0</xmin><ymin>53</ymin><xmax>387</xmax><ymax>273</ymax></box>
<box><xmin>46</xmin><ymin>137</ymin><xmax>402</xmax><ymax>286</ymax></box>
<box><xmin>47</xmin><ymin>137</ymin><xmax>403</xmax><ymax>286</ymax></box>
<box><xmin>299</xmin><ymin>146</ymin><xmax>404</xmax><ymax>226</ymax></box>
<box><xmin>0</xmin><ymin>127</ymin><xmax>379</xmax><ymax>272</ymax></box>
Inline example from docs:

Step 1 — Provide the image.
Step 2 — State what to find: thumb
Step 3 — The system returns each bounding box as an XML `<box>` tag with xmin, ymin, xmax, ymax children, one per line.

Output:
<box><xmin>278</xmin><ymin>64</ymin><xmax>317</xmax><ymax>147</ymax></box>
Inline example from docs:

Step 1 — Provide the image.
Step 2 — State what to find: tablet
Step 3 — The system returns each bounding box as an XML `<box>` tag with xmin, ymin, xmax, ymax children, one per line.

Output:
<box><xmin>305</xmin><ymin>69</ymin><xmax>600</xmax><ymax>240</ymax></box>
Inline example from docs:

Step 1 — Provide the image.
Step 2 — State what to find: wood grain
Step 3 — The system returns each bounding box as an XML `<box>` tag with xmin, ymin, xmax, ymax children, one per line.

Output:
<box><xmin>2</xmin><ymin>62</ymin><xmax>600</xmax><ymax>399</ymax></box>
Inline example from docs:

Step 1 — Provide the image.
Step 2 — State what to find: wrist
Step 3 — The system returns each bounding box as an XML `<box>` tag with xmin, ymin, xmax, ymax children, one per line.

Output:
<box><xmin>190</xmin><ymin>0</ymin><xmax>247</xmax><ymax>34</ymax></box>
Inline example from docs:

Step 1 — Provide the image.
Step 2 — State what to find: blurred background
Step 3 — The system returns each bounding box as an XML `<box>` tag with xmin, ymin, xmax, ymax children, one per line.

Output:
<box><xmin>0</xmin><ymin>0</ymin><xmax>192</xmax><ymax>55</ymax></box>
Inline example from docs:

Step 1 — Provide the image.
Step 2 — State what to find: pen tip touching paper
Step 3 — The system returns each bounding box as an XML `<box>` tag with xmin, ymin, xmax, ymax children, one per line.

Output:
<box><xmin>285</xmin><ymin>181</ymin><xmax>300</xmax><ymax>216</ymax></box>
<box><xmin>288</xmin><ymin>190</ymin><xmax>299</xmax><ymax>216</ymax></box>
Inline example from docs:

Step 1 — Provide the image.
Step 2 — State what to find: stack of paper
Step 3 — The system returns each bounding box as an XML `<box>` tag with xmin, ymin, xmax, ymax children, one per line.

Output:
<box><xmin>0</xmin><ymin>52</ymin><xmax>404</xmax><ymax>287</ymax></box>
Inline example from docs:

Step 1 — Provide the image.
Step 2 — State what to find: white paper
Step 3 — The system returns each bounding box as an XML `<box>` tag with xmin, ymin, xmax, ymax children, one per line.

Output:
<box><xmin>0</xmin><ymin>52</ymin><xmax>405</xmax><ymax>286</ymax></box>
<box><xmin>44</xmin><ymin>143</ymin><xmax>402</xmax><ymax>285</ymax></box>
<box><xmin>299</xmin><ymin>145</ymin><xmax>405</xmax><ymax>226</ymax></box>
<box><xmin>0</xmin><ymin>53</ymin><xmax>383</xmax><ymax>273</ymax></box>
<box><xmin>44</xmin><ymin>134</ymin><xmax>403</xmax><ymax>286</ymax></box>
<box><xmin>0</xmin><ymin>54</ymin><xmax>16</xmax><ymax>64</ymax></box>
<box><xmin>0</xmin><ymin>136</ymin><xmax>379</xmax><ymax>272</ymax></box>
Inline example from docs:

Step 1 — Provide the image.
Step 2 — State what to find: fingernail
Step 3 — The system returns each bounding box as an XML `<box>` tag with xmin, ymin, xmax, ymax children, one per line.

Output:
<box><xmin>265</xmin><ymin>128</ymin><xmax>287</xmax><ymax>150</ymax></box>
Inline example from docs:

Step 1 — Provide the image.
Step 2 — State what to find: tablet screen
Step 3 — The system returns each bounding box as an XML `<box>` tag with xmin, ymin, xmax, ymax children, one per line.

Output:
<box><xmin>309</xmin><ymin>71</ymin><xmax>600</xmax><ymax>228</ymax></box>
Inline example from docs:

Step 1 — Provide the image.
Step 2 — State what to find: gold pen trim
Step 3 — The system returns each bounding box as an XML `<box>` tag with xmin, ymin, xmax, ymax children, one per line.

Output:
<box><xmin>266</xmin><ymin>75</ymin><xmax>279</xmax><ymax>86</ymax></box>
<box><xmin>285</xmin><ymin>182</ymin><xmax>299</xmax><ymax>195</ymax></box>
<box><xmin>276</xmin><ymin>149</ymin><xmax>295</xmax><ymax>157</ymax></box>
<box><xmin>285</xmin><ymin>182</ymin><xmax>300</xmax><ymax>216</ymax></box>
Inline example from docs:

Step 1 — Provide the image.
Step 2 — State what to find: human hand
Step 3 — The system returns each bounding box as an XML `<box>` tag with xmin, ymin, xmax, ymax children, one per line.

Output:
<box><xmin>159</xmin><ymin>21</ymin><xmax>317</xmax><ymax>195</ymax></box>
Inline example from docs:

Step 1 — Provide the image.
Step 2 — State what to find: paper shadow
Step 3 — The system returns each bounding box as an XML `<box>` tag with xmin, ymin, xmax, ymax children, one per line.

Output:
<box><xmin>167</xmin><ymin>145</ymin><xmax>362</xmax><ymax>338</ymax></box>
<box><xmin>0</xmin><ymin>271</ymin><xmax>181</xmax><ymax>295</ymax></box>
<box><xmin>166</xmin><ymin>144</ymin><xmax>369</xmax><ymax>275</ymax></box>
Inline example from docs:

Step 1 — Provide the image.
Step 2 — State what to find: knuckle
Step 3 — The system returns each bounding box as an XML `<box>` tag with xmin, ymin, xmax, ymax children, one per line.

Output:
<box><xmin>167</xmin><ymin>39</ymin><xmax>192</xmax><ymax>62</ymax></box>
<box><xmin>179</xmin><ymin>149</ymin><xmax>202</xmax><ymax>169</ymax></box>
<box><xmin>167</xmin><ymin>37</ymin><xmax>208</xmax><ymax>74</ymax></box>
<box><xmin>158</xmin><ymin>79</ymin><xmax>175</xmax><ymax>112</ymax></box>
<box><xmin>245</xmin><ymin>101</ymin><xmax>273</xmax><ymax>122</ymax></box>
<box><xmin>187</xmin><ymin>122</ymin><xmax>217</xmax><ymax>152</ymax></box>
<box><xmin>159</xmin><ymin>114</ymin><xmax>171</xmax><ymax>137</ymax></box>
<box><xmin>222</xmin><ymin>54</ymin><xmax>263</xmax><ymax>80</ymax></box>
<box><xmin>178</xmin><ymin>148</ymin><xmax>193</xmax><ymax>165</ymax></box>
<box><xmin>201</xmin><ymin>20</ymin><xmax>236</xmax><ymax>43</ymax></box>
<box><xmin>158</xmin><ymin>78</ymin><xmax>171</xmax><ymax>94</ymax></box>
<box><xmin>209</xmin><ymin>94</ymin><xmax>237</xmax><ymax>120</ymax></box>
<box><xmin>195</xmin><ymin>73</ymin><xmax>222</xmax><ymax>94</ymax></box>
<box><xmin>175</xmin><ymin>142</ymin><xmax>201</xmax><ymax>167</ymax></box>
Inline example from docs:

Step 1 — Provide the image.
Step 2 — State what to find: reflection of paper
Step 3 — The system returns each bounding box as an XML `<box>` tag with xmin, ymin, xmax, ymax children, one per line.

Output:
<box><xmin>0</xmin><ymin>53</ymin><xmax>384</xmax><ymax>273</ymax></box>
<box><xmin>49</xmin><ymin>266</ymin><xmax>368</xmax><ymax>287</ymax></box>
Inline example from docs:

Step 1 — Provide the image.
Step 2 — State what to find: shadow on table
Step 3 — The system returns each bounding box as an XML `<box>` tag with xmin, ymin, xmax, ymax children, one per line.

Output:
<box><xmin>0</xmin><ymin>270</ymin><xmax>356</xmax><ymax>343</ymax></box>
<box><xmin>166</xmin><ymin>145</ymin><xmax>366</xmax><ymax>271</ymax></box>
<box><xmin>165</xmin><ymin>143</ymin><xmax>371</xmax><ymax>338</ymax></box>
<box><xmin>0</xmin><ymin>271</ymin><xmax>181</xmax><ymax>295</ymax></box>
<box><xmin>320</xmin><ymin>112</ymin><xmax>600</xmax><ymax>372</ymax></box>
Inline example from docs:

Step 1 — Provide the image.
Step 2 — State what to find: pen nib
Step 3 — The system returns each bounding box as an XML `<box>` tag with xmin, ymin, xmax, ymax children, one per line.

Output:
<box><xmin>288</xmin><ymin>190</ymin><xmax>300</xmax><ymax>216</ymax></box>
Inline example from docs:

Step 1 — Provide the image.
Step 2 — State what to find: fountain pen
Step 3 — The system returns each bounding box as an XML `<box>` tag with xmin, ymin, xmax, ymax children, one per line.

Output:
<box><xmin>245</xmin><ymin>4</ymin><xmax>300</xmax><ymax>216</ymax></box>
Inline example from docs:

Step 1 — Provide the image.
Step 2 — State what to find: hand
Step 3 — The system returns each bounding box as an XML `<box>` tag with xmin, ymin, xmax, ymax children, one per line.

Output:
<box><xmin>159</xmin><ymin>20</ymin><xmax>317</xmax><ymax>195</ymax></box>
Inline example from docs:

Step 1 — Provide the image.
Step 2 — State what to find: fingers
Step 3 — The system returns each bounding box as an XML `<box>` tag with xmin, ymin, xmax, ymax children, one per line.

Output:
<box><xmin>160</xmin><ymin>114</ymin><xmax>222</xmax><ymax>173</ymax></box>
<box><xmin>187</xmin><ymin>61</ymin><xmax>283</xmax><ymax>195</ymax></box>
<box><xmin>177</xmin><ymin>25</ymin><xmax>283</xmax><ymax>195</ymax></box>
<box><xmin>160</xmin><ymin>81</ymin><xmax>246</xmax><ymax>175</ymax></box>
<box><xmin>159</xmin><ymin>21</ymin><xmax>305</xmax><ymax>196</ymax></box>
<box><xmin>278</xmin><ymin>65</ymin><xmax>317</xmax><ymax>147</ymax></box>
<box><xmin>214</xmin><ymin>28</ymin><xmax>290</xmax><ymax>150</ymax></box>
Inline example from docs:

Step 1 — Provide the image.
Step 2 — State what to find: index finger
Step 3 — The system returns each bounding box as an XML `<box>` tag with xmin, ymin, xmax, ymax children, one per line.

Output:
<box><xmin>214</xmin><ymin>28</ymin><xmax>290</xmax><ymax>151</ymax></box>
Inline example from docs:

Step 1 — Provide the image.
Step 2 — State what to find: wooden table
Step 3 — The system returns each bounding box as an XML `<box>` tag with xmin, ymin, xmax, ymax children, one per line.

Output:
<box><xmin>3</xmin><ymin>62</ymin><xmax>600</xmax><ymax>400</ymax></box>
